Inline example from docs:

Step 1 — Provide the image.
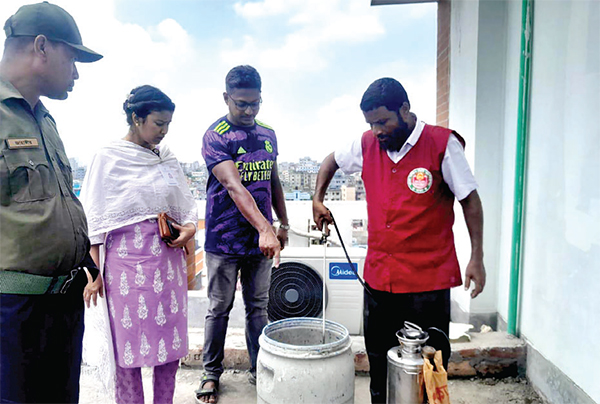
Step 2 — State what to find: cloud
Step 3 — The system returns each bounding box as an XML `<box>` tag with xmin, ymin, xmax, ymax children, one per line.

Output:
<box><xmin>0</xmin><ymin>0</ymin><xmax>437</xmax><ymax>167</ymax></box>
<box><xmin>233</xmin><ymin>0</ymin><xmax>292</xmax><ymax>18</ymax></box>
<box><xmin>272</xmin><ymin>68</ymin><xmax>436</xmax><ymax>163</ymax></box>
<box><xmin>227</xmin><ymin>0</ymin><xmax>385</xmax><ymax>73</ymax></box>
<box><xmin>261</xmin><ymin>93</ymin><xmax>367</xmax><ymax>163</ymax></box>
<box><xmin>368</xmin><ymin>60</ymin><xmax>438</xmax><ymax>124</ymax></box>
<box><xmin>0</xmin><ymin>0</ymin><xmax>218</xmax><ymax>165</ymax></box>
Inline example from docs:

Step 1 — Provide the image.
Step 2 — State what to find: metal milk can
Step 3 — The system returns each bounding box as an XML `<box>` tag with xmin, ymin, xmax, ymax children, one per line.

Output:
<box><xmin>387</xmin><ymin>322</ymin><xmax>429</xmax><ymax>404</ymax></box>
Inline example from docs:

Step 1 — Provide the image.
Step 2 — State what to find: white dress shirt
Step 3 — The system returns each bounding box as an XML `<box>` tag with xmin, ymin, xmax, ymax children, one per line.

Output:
<box><xmin>334</xmin><ymin>119</ymin><xmax>478</xmax><ymax>201</ymax></box>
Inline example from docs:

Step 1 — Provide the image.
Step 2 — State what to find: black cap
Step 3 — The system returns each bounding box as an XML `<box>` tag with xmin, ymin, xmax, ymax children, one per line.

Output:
<box><xmin>3</xmin><ymin>1</ymin><xmax>102</xmax><ymax>63</ymax></box>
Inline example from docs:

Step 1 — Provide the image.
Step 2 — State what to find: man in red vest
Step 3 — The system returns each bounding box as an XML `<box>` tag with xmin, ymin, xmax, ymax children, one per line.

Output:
<box><xmin>313</xmin><ymin>78</ymin><xmax>485</xmax><ymax>403</ymax></box>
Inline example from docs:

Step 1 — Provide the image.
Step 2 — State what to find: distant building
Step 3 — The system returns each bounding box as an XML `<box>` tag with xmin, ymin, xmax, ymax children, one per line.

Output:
<box><xmin>180</xmin><ymin>161</ymin><xmax>203</xmax><ymax>174</ymax></box>
<box><xmin>341</xmin><ymin>185</ymin><xmax>356</xmax><ymax>201</ymax></box>
<box><xmin>330</xmin><ymin>171</ymin><xmax>346</xmax><ymax>190</ymax></box>
<box><xmin>303</xmin><ymin>172</ymin><xmax>317</xmax><ymax>190</ymax></box>
<box><xmin>296</xmin><ymin>157</ymin><xmax>320</xmax><ymax>173</ymax></box>
<box><xmin>285</xmin><ymin>191</ymin><xmax>311</xmax><ymax>201</ymax></box>
<box><xmin>279</xmin><ymin>168</ymin><xmax>290</xmax><ymax>184</ymax></box>
<box><xmin>288</xmin><ymin>171</ymin><xmax>301</xmax><ymax>190</ymax></box>
<box><xmin>355</xmin><ymin>178</ymin><xmax>365</xmax><ymax>201</ymax></box>
<box><xmin>73</xmin><ymin>167</ymin><xmax>87</xmax><ymax>181</ymax></box>
<box><xmin>190</xmin><ymin>171</ymin><xmax>207</xmax><ymax>180</ymax></box>
<box><xmin>174</xmin><ymin>157</ymin><xmax>359</xmax><ymax>200</ymax></box>
<box><xmin>325</xmin><ymin>189</ymin><xmax>341</xmax><ymax>201</ymax></box>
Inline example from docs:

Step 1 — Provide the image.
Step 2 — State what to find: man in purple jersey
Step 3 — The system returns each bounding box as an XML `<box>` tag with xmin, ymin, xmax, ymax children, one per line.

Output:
<box><xmin>196</xmin><ymin>65</ymin><xmax>289</xmax><ymax>403</ymax></box>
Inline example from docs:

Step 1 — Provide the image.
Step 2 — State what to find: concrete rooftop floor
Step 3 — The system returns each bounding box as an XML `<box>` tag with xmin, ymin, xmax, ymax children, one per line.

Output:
<box><xmin>79</xmin><ymin>364</ymin><xmax>544</xmax><ymax>404</ymax></box>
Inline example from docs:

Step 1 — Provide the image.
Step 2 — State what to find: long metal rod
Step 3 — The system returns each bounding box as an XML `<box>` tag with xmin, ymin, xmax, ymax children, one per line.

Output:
<box><xmin>322</xmin><ymin>230</ymin><xmax>328</xmax><ymax>343</ymax></box>
<box><xmin>329</xmin><ymin>211</ymin><xmax>373</xmax><ymax>296</ymax></box>
<box><xmin>508</xmin><ymin>0</ymin><xmax>534</xmax><ymax>336</ymax></box>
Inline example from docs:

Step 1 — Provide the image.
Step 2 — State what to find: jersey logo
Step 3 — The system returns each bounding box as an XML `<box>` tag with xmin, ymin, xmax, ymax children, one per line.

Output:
<box><xmin>407</xmin><ymin>168</ymin><xmax>432</xmax><ymax>194</ymax></box>
<box><xmin>264</xmin><ymin>140</ymin><xmax>273</xmax><ymax>153</ymax></box>
<box><xmin>237</xmin><ymin>146</ymin><xmax>247</xmax><ymax>154</ymax></box>
<box><xmin>214</xmin><ymin>121</ymin><xmax>230</xmax><ymax>135</ymax></box>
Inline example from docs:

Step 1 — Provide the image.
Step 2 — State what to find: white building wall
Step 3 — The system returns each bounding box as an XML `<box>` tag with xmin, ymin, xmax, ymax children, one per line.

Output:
<box><xmin>449</xmin><ymin>0</ymin><xmax>504</xmax><ymax>320</ymax></box>
<box><xmin>470</xmin><ymin>0</ymin><xmax>508</xmax><ymax>317</ymax></box>
<box><xmin>449</xmin><ymin>0</ymin><xmax>481</xmax><ymax>316</ymax></box>
<box><xmin>519</xmin><ymin>1</ymin><xmax>600</xmax><ymax>401</ymax></box>
<box><xmin>450</xmin><ymin>0</ymin><xmax>599</xmax><ymax>401</ymax></box>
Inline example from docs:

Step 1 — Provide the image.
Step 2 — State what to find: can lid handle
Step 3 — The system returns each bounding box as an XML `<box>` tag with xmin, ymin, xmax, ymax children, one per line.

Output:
<box><xmin>404</xmin><ymin>321</ymin><xmax>423</xmax><ymax>334</ymax></box>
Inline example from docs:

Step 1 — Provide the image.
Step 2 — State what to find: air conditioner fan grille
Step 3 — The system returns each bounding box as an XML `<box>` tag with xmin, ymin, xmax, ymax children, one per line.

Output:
<box><xmin>268</xmin><ymin>261</ymin><xmax>325</xmax><ymax>321</ymax></box>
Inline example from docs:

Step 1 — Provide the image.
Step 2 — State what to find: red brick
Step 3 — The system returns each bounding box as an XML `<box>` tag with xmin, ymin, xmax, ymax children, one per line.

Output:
<box><xmin>438</xmin><ymin>28</ymin><xmax>450</xmax><ymax>43</ymax></box>
<box><xmin>437</xmin><ymin>111</ymin><xmax>449</xmax><ymax>120</ymax></box>
<box><xmin>437</xmin><ymin>86</ymin><xmax>449</xmax><ymax>96</ymax></box>
<box><xmin>437</xmin><ymin>41</ymin><xmax>449</xmax><ymax>54</ymax></box>
<box><xmin>448</xmin><ymin>361</ymin><xmax>477</xmax><ymax>377</ymax></box>
<box><xmin>488</xmin><ymin>347</ymin><xmax>526</xmax><ymax>359</ymax></box>
<box><xmin>436</xmin><ymin>0</ymin><xmax>451</xmax><ymax>129</ymax></box>
<box><xmin>438</xmin><ymin>48</ymin><xmax>449</xmax><ymax>62</ymax></box>
<box><xmin>438</xmin><ymin>32</ymin><xmax>449</xmax><ymax>46</ymax></box>
<box><xmin>456</xmin><ymin>348</ymin><xmax>483</xmax><ymax>358</ymax></box>
<box><xmin>436</xmin><ymin>98</ymin><xmax>448</xmax><ymax>108</ymax></box>
<box><xmin>439</xmin><ymin>75</ymin><xmax>449</xmax><ymax>88</ymax></box>
<box><xmin>438</xmin><ymin>59</ymin><xmax>449</xmax><ymax>72</ymax></box>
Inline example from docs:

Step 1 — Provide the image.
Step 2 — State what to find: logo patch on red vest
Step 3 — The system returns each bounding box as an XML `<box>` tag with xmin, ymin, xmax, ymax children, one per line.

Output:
<box><xmin>407</xmin><ymin>168</ymin><xmax>433</xmax><ymax>194</ymax></box>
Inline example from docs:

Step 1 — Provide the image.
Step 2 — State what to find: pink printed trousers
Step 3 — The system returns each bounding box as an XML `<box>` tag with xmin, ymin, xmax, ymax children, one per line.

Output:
<box><xmin>115</xmin><ymin>359</ymin><xmax>179</xmax><ymax>404</ymax></box>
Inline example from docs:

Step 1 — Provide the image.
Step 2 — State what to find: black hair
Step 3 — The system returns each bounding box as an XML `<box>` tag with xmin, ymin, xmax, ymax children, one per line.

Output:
<box><xmin>359</xmin><ymin>78</ymin><xmax>410</xmax><ymax>114</ymax></box>
<box><xmin>123</xmin><ymin>85</ymin><xmax>175</xmax><ymax>126</ymax></box>
<box><xmin>225</xmin><ymin>65</ymin><xmax>262</xmax><ymax>93</ymax></box>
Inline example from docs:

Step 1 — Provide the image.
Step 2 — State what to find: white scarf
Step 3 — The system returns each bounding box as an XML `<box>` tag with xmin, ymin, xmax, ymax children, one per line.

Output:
<box><xmin>80</xmin><ymin>139</ymin><xmax>197</xmax><ymax>240</ymax></box>
<box><xmin>80</xmin><ymin>140</ymin><xmax>197</xmax><ymax>395</ymax></box>
<box><xmin>81</xmin><ymin>243</ymin><xmax>116</xmax><ymax>398</ymax></box>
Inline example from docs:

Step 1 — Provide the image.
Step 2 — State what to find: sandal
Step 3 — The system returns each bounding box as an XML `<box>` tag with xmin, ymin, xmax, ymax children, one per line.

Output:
<box><xmin>195</xmin><ymin>374</ymin><xmax>219</xmax><ymax>403</ymax></box>
<box><xmin>247</xmin><ymin>370</ymin><xmax>256</xmax><ymax>385</ymax></box>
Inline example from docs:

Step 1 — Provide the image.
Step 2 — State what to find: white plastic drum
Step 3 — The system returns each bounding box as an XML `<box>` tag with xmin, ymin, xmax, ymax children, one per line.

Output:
<box><xmin>257</xmin><ymin>317</ymin><xmax>354</xmax><ymax>404</ymax></box>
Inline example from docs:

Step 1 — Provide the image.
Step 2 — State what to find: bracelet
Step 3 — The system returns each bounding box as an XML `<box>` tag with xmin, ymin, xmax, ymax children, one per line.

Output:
<box><xmin>279</xmin><ymin>224</ymin><xmax>290</xmax><ymax>230</ymax></box>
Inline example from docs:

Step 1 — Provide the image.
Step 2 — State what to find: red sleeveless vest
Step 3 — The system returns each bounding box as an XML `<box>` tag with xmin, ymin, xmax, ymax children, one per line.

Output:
<box><xmin>361</xmin><ymin>124</ymin><xmax>463</xmax><ymax>293</ymax></box>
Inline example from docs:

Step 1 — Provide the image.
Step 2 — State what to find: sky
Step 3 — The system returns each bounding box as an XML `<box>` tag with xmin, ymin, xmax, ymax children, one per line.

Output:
<box><xmin>0</xmin><ymin>0</ymin><xmax>437</xmax><ymax>165</ymax></box>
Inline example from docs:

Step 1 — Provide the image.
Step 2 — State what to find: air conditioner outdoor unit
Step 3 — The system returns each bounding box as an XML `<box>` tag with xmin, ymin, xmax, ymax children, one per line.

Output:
<box><xmin>268</xmin><ymin>246</ymin><xmax>367</xmax><ymax>335</ymax></box>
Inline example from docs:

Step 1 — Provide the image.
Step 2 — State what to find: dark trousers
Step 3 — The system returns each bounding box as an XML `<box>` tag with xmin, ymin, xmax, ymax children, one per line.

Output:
<box><xmin>0</xmin><ymin>292</ymin><xmax>84</xmax><ymax>403</ymax></box>
<box><xmin>202</xmin><ymin>252</ymin><xmax>272</xmax><ymax>377</ymax></box>
<box><xmin>364</xmin><ymin>286</ymin><xmax>450</xmax><ymax>404</ymax></box>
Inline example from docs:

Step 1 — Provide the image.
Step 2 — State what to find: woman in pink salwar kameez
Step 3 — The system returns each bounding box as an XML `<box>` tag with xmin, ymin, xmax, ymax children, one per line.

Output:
<box><xmin>80</xmin><ymin>85</ymin><xmax>197</xmax><ymax>404</ymax></box>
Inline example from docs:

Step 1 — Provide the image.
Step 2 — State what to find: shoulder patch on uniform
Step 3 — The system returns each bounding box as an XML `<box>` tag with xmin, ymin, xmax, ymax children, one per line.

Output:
<box><xmin>214</xmin><ymin>121</ymin><xmax>231</xmax><ymax>135</ymax></box>
<box><xmin>255</xmin><ymin>120</ymin><xmax>273</xmax><ymax>130</ymax></box>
